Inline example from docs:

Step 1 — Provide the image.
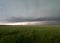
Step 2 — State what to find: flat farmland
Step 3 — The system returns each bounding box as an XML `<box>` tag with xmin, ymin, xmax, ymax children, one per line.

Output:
<box><xmin>0</xmin><ymin>25</ymin><xmax>60</xmax><ymax>43</ymax></box>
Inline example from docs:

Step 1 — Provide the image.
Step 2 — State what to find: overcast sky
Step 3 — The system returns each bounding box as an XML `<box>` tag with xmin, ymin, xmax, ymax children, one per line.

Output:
<box><xmin>0</xmin><ymin>0</ymin><xmax>60</xmax><ymax>22</ymax></box>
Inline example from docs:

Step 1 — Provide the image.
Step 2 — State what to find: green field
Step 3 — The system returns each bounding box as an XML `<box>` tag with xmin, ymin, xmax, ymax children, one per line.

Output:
<box><xmin>0</xmin><ymin>25</ymin><xmax>60</xmax><ymax>43</ymax></box>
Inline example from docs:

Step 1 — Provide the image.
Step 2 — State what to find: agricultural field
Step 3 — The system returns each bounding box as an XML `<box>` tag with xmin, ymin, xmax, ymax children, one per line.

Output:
<box><xmin>0</xmin><ymin>25</ymin><xmax>60</xmax><ymax>43</ymax></box>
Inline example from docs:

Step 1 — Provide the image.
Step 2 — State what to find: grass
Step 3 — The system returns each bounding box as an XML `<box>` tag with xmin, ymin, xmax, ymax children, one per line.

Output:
<box><xmin>0</xmin><ymin>25</ymin><xmax>60</xmax><ymax>43</ymax></box>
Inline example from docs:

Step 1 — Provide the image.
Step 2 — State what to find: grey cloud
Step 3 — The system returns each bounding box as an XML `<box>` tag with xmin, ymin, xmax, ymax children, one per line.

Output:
<box><xmin>0</xmin><ymin>0</ymin><xmax>60</xmax><ymax>23</ymax></box>
<box><xmin>5</xmin><ymin>17</ymin><xmax>60</xmax><ymax>25</ymax></box>
<box><xmin>6</xmin><ymin>17</ymin><xmax>60</xmax><ymax>22</ymax></box>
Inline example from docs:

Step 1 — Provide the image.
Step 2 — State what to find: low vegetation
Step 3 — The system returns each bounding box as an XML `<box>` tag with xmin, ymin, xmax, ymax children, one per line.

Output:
<box><xmin>0</xmin><ymin>25</ymin><xmax>60</xmax><ymax>43</ymax></box>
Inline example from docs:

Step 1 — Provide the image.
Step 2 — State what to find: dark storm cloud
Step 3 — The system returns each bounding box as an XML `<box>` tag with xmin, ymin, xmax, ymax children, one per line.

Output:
<box><xmin>6</xmin><ymin>17</ymin><xmax>60</xmax><ymax>22</ymax></box>
<box><xmin>0</xmin><ymin>0</ymin><xmax>60</xmax><ymax>22</ymax></box>
<box><xmin>5</xmin><ymin>17</ymin><xmax>60</xmax><ymax>25</ymax></box>
<box><xmin>46</xmin><ymin>21</ymin><xmax>60</xmax><ymax>25</ymax></box>
<box><xmin>6</xmin><ymin>17</ymin><xmax>37</xmax><ymax>22</ymax></box>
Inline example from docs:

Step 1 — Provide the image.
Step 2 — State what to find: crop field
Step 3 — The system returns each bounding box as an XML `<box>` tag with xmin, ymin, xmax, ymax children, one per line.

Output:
<box><xmin>0</xmin><ymin>25</ymin><xmax>60</xmax><ymax>43</ymax></box>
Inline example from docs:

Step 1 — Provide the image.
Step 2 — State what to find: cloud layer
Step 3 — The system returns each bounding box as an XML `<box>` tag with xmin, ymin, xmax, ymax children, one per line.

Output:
<box><xmin>6</xmin><ymin>17</ymin><xmax>60</xmax><ymax>23</ymax></box>
<box><xmin>0</xmin><ymin>0</ymin><xmax>60</xmax><ymax>22</ymax></box>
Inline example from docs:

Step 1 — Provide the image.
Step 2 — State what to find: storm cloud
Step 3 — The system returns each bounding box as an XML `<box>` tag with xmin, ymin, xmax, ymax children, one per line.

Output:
<box><xmin>6</xmin><ymin>17</ymin><xmax>60</xmax><ymax>22</ymax></box>
<box><xmin>0</xmin><ymin>0</ymin><xmax>60</xmax><ymax>23</ymax></box>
